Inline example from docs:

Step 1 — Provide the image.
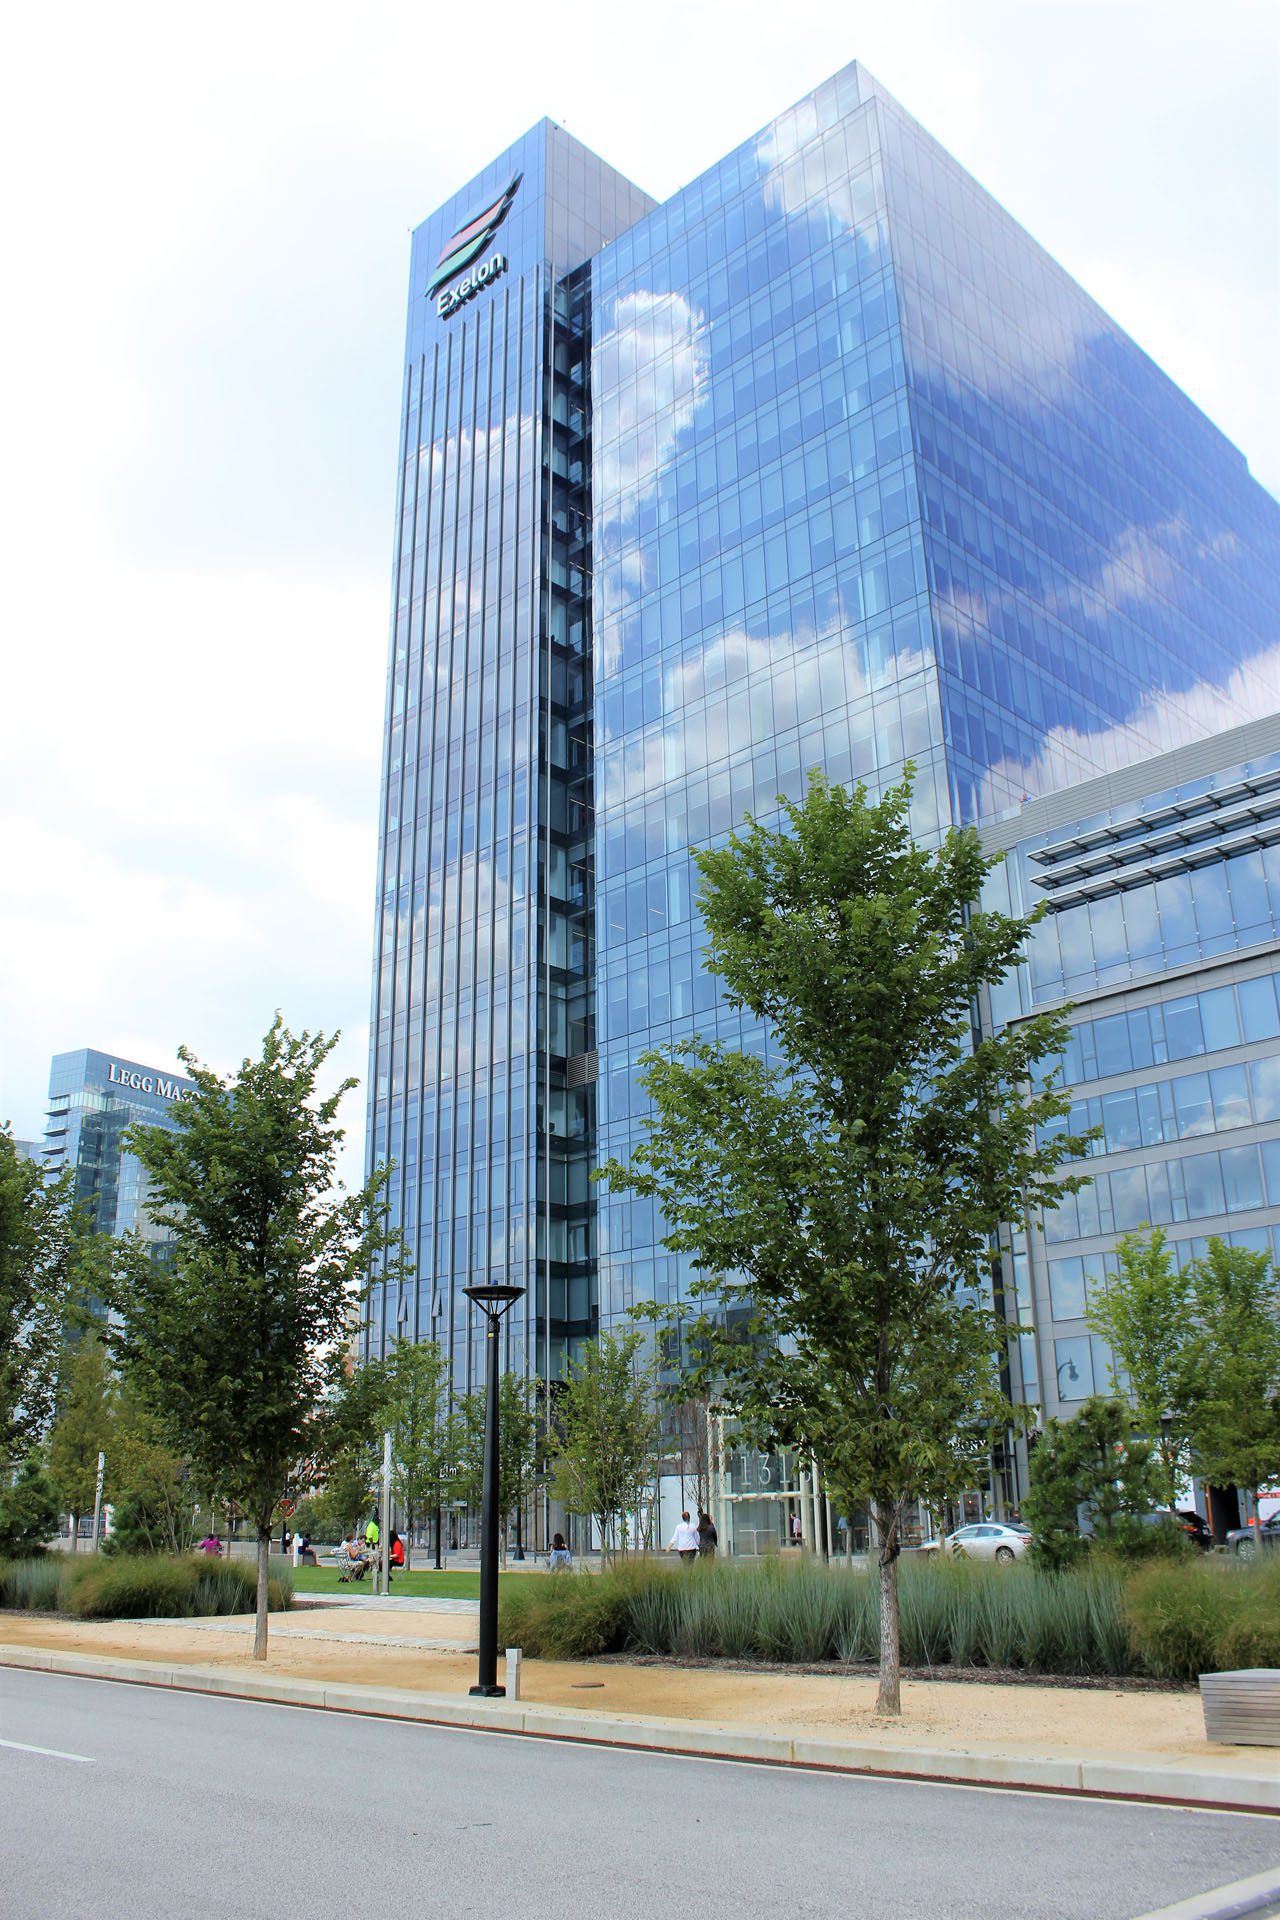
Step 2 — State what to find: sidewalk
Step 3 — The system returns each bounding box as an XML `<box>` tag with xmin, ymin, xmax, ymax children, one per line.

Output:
<box><xmin>1</xmin><ymin>1604</ymin><xmax>1275</xmax><ymax>1813</ymax></box>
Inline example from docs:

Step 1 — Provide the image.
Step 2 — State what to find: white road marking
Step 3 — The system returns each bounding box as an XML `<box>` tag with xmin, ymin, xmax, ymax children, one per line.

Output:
<box><xmin>0</xmin><ymin>1738</ymin><xmax>95</xmax><ymax>1763</ymax></box>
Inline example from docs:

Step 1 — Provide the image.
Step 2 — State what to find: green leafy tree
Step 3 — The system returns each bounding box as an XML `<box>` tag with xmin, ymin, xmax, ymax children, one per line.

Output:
<box><xmin>550</xmin><ymin>1330</ymin><xmax>662</xmax><ymax>1558</ymax></box>
<box><xmin>108</xmin><ymin>1019</ymin><xmax>403</xmax><ymax>1658</ymax></box>
<box><xmin>1185</xmin><ymin>1240</ymin><xmax>1280</xmax><ymax>1512</ymax></box>
<box><xmin>459</xmin><ymin>1372</ymin><xmax>540</xmax><ymax>1564</ymax></box>
<box><xmin>1085</xmin><ymin>1229</ymin><xmax>1195</xmax><ymax>1507</ymax></box>
<box><xmin>0</xmin><ymin>1454</ymin><xmax>60</xmax><ymax>1558</ymax></box>
<box><xmin>0</xmin><ymin>1131</ymin><xmax>91</xmax><ymax>1468</ymax></box>
<box><xmin>320</xmin><ymin>1358</ymin><xmax>392</xmax><ymax>1539</ymax></box>
<box><xmin>384</xmin><ymin>1339</ymin><xmax>458</xmax><ymax>1569</ymax></box>
<box><xmin>1023</xmin><ymin>1396</ymin><xmax>1165</xmax><ymax>1566</ymax></box>
<box><xmin>47</xmin><ymin>1335</ymin><xmax>116</xmax><ymax>1548</ymax></box>
<box><xmin>108</xmin><ymin>1385</ymin><xmax>205</xmax><ymax>1556</ymax></box>
<box><xmin>600</xmin><ymin>773</ymin><xmax>1089</xmax><ymax>1713</ymax></box>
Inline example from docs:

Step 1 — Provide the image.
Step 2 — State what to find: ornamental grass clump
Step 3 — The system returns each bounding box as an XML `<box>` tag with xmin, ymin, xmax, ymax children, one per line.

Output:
<box><xmin>0</xmin><ymin>1556</ymin><xmax>66</xmax><ymax>1611</ymax></box>
<box><xmin>0</xmin><ymin>1552</ymin><xmax>101</xmax><ymax>1613</ymax></box>
<box><xmin>190</xmin><ymin>1556</ymin><xmax>292</xmax><ymax>1616</ymax></box>
<box><xmin>69</xmin><ymin>1554</ymin><xmax>198</xmax><ymax>1620</ymax></box>
<box><xmin>1124</xmin><ymin>1557</ymin><xmax>1280</xmax><ymax>1682</ymax></box>
<box><xmin>497</xmin><ymin>1562</ymin><xmax>643</xmax><ymax>1659</ymax></box>
<box><xmin>61</xmin><ymin>1552</ymin><xmax>294</xmax><ymax>1621</ymax></box>
<box><xmin>498</xmin><ymin>1554</ymin><xmax>1280</xmax><ymax>1682</ymax></box>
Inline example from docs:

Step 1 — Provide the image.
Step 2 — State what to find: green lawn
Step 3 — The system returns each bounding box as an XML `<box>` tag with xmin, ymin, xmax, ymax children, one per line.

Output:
<box><xmin>290</xmin><ymin>1564</ymin><xmax>545</xmax><ymax>1603</ymax></box>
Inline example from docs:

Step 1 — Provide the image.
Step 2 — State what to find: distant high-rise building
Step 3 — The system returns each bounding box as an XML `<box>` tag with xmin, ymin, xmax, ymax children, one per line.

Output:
<box><xmin>364</xmin><ymin>59</ymin><xmax>1280</xmax><ymax>1418</ymax></box>
<box><xmin>42</xmin><ymin>1049</ymin><xmax>194</xmax><ymax>1248</ymax></box>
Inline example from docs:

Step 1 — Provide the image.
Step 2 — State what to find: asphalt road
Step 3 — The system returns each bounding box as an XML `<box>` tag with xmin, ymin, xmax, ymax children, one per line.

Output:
<box><xmin>1</xmin><ymin>1670</ymin><xmax>1277</xmax><ymax>1920</ymax></box>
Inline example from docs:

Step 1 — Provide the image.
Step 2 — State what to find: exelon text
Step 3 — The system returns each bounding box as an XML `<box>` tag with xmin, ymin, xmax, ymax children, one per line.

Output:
<box><xmin>437</xmin><ymin>251</ymin><xmax>506</xmax><ymax>318</ymax></box>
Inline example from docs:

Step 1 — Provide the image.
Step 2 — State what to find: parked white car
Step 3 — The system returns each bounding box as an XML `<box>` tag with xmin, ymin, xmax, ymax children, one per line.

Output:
<box><xmin>944</xmin><ymin>1522</ymin><xmax>1031</xmax><ymax>1563</ymax></box>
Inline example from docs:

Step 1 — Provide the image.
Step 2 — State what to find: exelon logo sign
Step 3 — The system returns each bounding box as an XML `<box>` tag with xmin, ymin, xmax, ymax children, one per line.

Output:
<box><xmin>428</xmin><ymin>173</ymin><xmax>521</xmax><ymax>318</ymax></box>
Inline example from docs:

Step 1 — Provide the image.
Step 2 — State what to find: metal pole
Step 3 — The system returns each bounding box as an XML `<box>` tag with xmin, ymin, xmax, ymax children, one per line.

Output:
<box><xmin>91</xmin><ymin>1451</ymin><xmax>106</xmax><ymax>1550</ymax></box>
<box><xmin>472</xmin><ymin>1311</ymin><xmax>502</xmax><ymax>1695</ymax></box>
<box><xmin>380</xmin><ymin>1431</ymin><xmax>392</xmax><ymax>1594</ymax></box>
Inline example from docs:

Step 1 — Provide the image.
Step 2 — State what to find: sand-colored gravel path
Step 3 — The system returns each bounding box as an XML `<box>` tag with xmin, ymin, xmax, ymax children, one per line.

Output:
<box><xmin>0</xmin><ymin>1603</ymin><xmax>1225</xmax><ymax>1764</ymax></box>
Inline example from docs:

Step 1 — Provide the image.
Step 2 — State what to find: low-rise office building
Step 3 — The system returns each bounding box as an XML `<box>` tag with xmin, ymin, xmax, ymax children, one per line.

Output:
<box><xmin>985</xmin><ymin>712</ymin><xmax>1280</xmax><ymax>1518</ymax></box>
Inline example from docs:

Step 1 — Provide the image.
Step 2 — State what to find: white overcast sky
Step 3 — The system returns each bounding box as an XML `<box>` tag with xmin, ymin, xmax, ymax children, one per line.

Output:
<box><xmin>1</xmin><ymin>0</ymin><xmax>1276</xmax><ymax>1175</ymax></box>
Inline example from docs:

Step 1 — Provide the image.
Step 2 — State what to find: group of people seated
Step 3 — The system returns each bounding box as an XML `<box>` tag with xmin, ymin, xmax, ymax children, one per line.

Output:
<box><xmin>337</xmin><ymin>1512</ymin><xmax>405</xmax><ymax>1582</ymax></box>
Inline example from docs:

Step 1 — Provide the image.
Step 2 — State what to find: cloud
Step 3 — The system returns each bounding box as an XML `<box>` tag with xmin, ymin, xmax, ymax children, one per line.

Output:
<box><xmin>978</xmin><ymin>642</ymin><xmax>1280</xmax><ymax>822</ymax></box>
<box><xmin>592</xmin><ymin>290</ymin><xmax>710</xmax><ymax>502</ymax></box>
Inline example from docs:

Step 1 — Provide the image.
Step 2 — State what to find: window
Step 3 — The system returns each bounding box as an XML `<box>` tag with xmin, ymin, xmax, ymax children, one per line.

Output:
<box><xmin>1240</xmin><ymin>976</ymin><xmax>1280</xmax><ymax>1042</ymax></box>
<box><xmin>1199</xmin><ymin>986</ymin><xmax>1240</xmax><ymax>1052</ymax></box>
<box><xmin>1053</xmin><ymin>1337</ymin><xmax>1093</xmax><ymax>1401</ymax></box>
<box><xmin>1249</xmin><ymin>1056</ymin><xmax>1280</xmax><ymax>1122</ymax></box>
<box><xmin>1181</xmin><ymin>1152</ymin><xmax>1225</xmax><ymax>1220</ymax></box>
<box><xmin>1220</xmin><ymin>1145</ymin><xmax>1263</xmax><ymax>1214</ymax></box>
<box><xmin>1164</xmin><ymin>997</ymin><xmax>1204</xmax><ymax>1061</ymax></box>
<box><xmin>1209</xmin><ymin>1065</ymin><xmax>1250</xmax><ymax>1130</ymax></box>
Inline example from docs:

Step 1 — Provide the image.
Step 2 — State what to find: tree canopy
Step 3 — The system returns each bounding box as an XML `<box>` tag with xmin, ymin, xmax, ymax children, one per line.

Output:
<box><xmin>550</xmin><ymin>1329</ymin><xmax>661</xmax><ymax>1556</ymax></box>
<box><xmin>1086</xmin><ymin>1228</ymin><xmax>1194</xmax><ymax>1508</ymax></box>
<box><xmin>0</xmin><ymin>1131</ymin><xmax>95</xmax><ymax>1469</ymax></box>
<box><xmin>458</xmin><ymin>1371</ymin><xmax>540</xmax><ymax>1559</ymax></box>
<box><xmin>1022</xmin><ymin>1396</ymin><xmax>1163</xmax><ymax>1568</ymax></box>
<box><xmin>383</xmin><ymin>1339</ymin><xmax>459</xmax><ymax>1568</ymax></box>
<box><xmin>108</xmin><ymin>1018</ymin><xmax>402</xmax><ymax>1657</ymax></box>
<box><xmin>1185</xmin><ymin>1240</ymin><xmax>1280</xmax><ymax>1502</ymax></box>
<box><xmin>1088</xmin><ymin>1230</ymin><xmax>1280</xmax><ymax>1509</ymax></box>
<box><xmin>47</xmin><ymin>1334</ymin><xmax>115</xmax><ymax>1542</ymax></box>
<box><xmin>601</xmin><ymin>772</ymin><xmax>1088</xmax><ymax>1711</ymax></box>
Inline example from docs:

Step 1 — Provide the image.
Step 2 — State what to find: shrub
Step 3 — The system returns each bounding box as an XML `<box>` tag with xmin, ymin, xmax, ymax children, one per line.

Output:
<box><xmin>1124</xmin><ymin>1557</ymin><xmax>1280</xmax><ymax>1681</ymax></box>
<box><xmin>499</xmin><ymin>1555</ymin><xmax>1145</xmax><ymax>1677</ymax></box>
<box><xmin>189</xmin><ymin>1557</ymin><xmax>292</xmax><ymax>1615</ymax></box>
<box><xmin>498</xmin><ymin>1563</ymin><xmax>643</xmax><ymax>1658</ymax></box>
<box><xmin>68</xmin><ymin>1556</ymin><xmax>199</xmax><ymax>1620</ymax></box>
<box><xmin>0</xmin><ymin>1552</ymin><xmax>99</xmax><ymax>1612</ymax></box>
<box><xmin>64</xmin><ymin>1552</ymin><xmax>294</xmax><ymax>1621</ymax></box>
<box><xmin>0</xmin><ymin>1557</ymin><xmax>65</xmax><ymax>1610</ymax></box>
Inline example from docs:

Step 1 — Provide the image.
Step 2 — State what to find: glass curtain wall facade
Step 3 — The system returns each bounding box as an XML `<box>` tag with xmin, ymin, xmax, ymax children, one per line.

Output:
<box><xmin>589</xmin><ymin>62</ymin><xmax>1280</xmax><ymax>1337</ymax></box>
<box><xmin>42</xmin><ymin>1049</ymin><xmax>195</xmax><ymax>1248</ymax></box>
<box><xmin>984</xmin><ymin>714</ymin><xmax>1280</xmax><ymax>1435</ymax></box>
<box><xmin>368</xmin><ymin>62</ymin><xmax>1280</xmax><ymax>1405</ymax></box>
<box><xmin>363</xmin><ymin>125</ymin><xmax>653</xmax><ymax>1390</ymax></box>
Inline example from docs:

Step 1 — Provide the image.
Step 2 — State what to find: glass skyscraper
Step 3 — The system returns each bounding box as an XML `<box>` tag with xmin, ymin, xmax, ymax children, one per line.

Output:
<box><xmin>365</xmin><ymin>61</ymin><xmax>1280</xmax><ymax>1413</ymax></box>
<box><xmin>42</xmin><ymin>1049</ymin><xmax>195</xmax><ymax>1248</ymax></box>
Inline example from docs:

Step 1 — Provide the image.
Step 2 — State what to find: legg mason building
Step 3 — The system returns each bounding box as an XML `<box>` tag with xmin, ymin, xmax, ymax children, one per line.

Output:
<box><xmin>364</xmin><ymin>60</ymin><xmax>1280</xmax><ymax>1549</ymax></box>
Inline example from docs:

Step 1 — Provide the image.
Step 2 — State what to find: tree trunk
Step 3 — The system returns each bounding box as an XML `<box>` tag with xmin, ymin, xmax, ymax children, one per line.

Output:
<box><xmin>253</xmin><ymin>1528</ymin><xmax>271</xmax><ymax>1662</ymax></box>
<box><xmin>873</xmin><ymin>1498</ymin><xmax>901</xmax><ymax>1716</ymax></box>
<box><xmin>68</xmin><ymin>1513</ymin><xmax>79</xmax><ymax>1552</ymax></box>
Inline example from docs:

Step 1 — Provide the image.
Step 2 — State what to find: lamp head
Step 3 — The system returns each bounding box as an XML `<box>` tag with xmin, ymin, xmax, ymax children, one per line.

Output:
<box><xmin>463</xmin><ymin>1282</ymin><xmax>525</xmax><ymax>1318</ymax></box>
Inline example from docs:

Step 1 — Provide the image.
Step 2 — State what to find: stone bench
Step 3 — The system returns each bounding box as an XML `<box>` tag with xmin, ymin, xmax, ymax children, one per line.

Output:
<box><xmin>1200</xmin><ymin>1669</ymin><xmax>1280</xmax><ymax>1746</ymax></box>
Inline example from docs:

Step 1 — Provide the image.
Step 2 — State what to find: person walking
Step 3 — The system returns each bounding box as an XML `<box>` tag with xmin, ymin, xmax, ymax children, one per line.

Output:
<box><xmin>696</xmin><ymin>1511</ymin><xmax>718</xmax><ymax>1558</ymax></box>
<box><xmin>548</xmin><ymin>1532</ymin><xmax>572</xmax><ymax>1573</ymax></box>
<box><xmin>668</xmin><ymin>1512</ymin><xmax>700</xmax><ymax>1564</ymax></box>
<box><xmin>365</xmin><ymin>1508</ymin><xmax>380</xmax><ymax>1555</ymax></box>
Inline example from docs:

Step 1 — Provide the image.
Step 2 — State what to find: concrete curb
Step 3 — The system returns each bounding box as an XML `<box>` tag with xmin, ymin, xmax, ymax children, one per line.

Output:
<box><xmin>3</xmin><ymin>1646</ymin><xmax>1276</xmax><ymax>1814</ymax></box>
<box><xmin>1133</xmin><ymin>1863</ymin><xmax>1280</xmax><ymax>1919</ymax></box>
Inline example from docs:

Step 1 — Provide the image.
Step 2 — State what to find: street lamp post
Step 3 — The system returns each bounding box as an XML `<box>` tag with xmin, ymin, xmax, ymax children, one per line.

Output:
<box><xmin>463</xmin><ymin>1280</ymin><xmax>525</xmax><ymax>1697</ymax></box>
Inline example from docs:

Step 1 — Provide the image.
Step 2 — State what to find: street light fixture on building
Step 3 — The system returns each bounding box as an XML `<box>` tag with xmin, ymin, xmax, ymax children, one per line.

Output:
<box><xmin>462</xmin><ymin>1280</ymin><xmax>525</xmax><ymax>1697</ymax></box>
